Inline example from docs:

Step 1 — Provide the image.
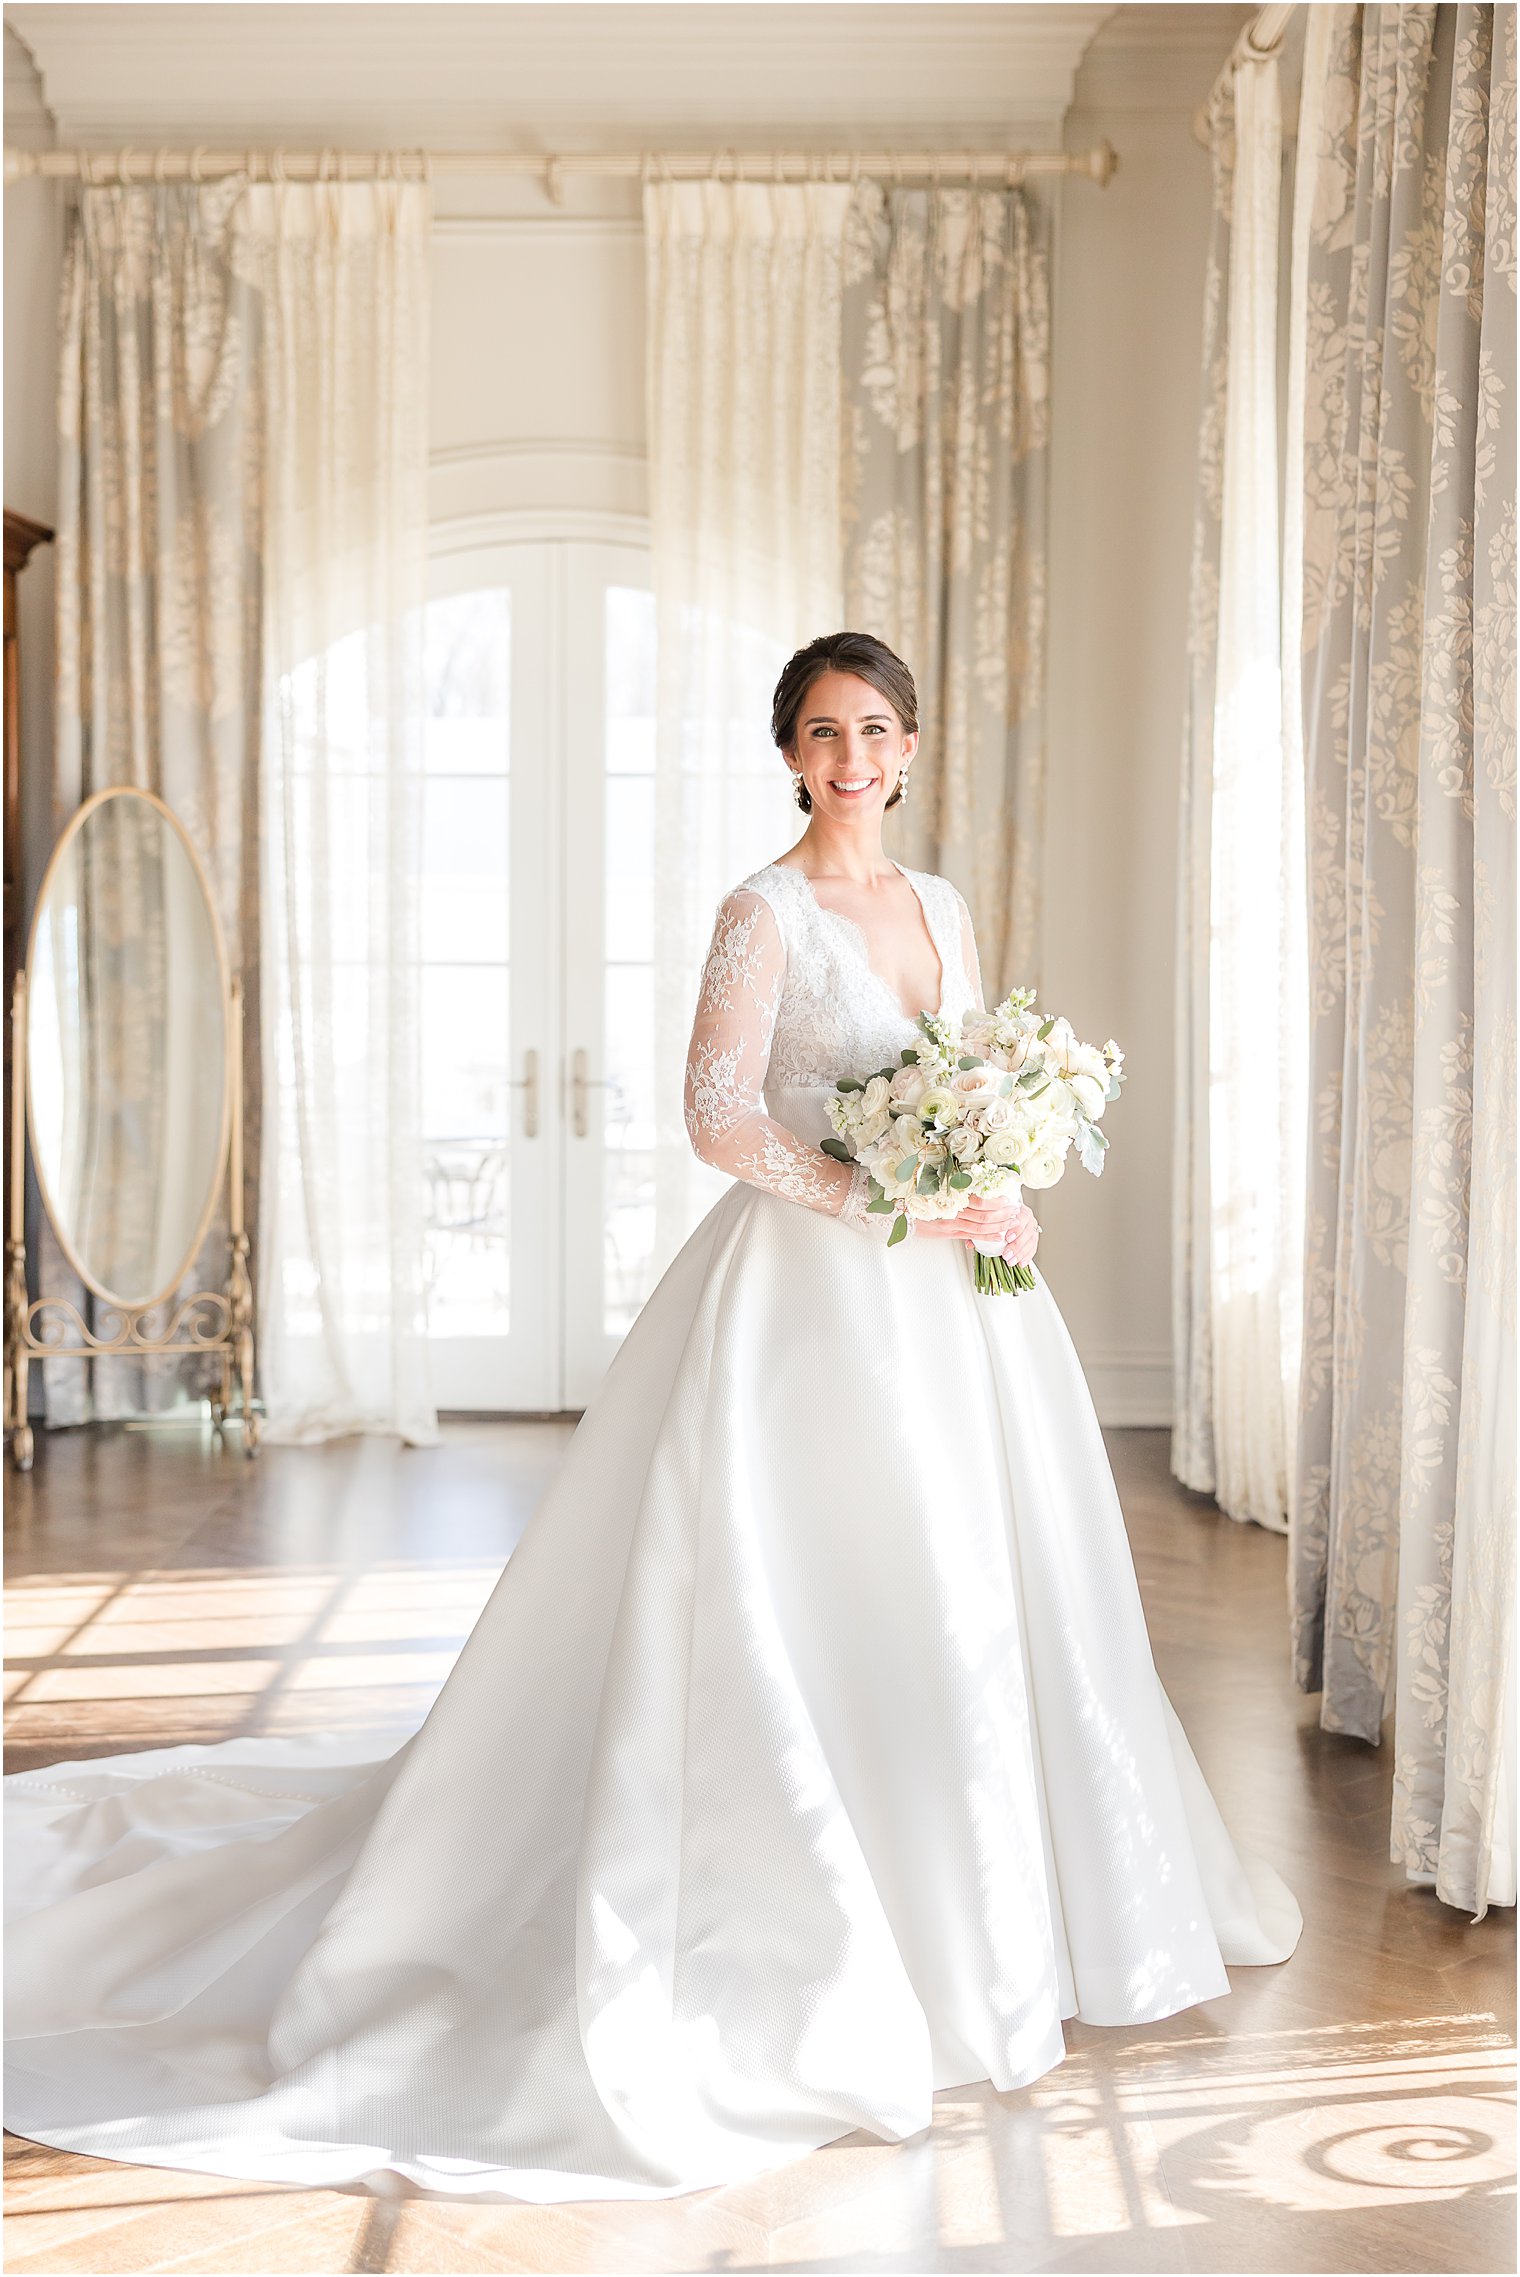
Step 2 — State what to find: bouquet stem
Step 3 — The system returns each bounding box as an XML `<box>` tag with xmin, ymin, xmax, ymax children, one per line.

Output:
<box><xmin>972</xmin><ymin>1250</ymin><xmax>1037</xmax><ymax>1295</ymax></box>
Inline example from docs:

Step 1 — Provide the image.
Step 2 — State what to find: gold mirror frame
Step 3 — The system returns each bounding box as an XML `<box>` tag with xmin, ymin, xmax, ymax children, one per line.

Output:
<box><xmin>5</xmin><ymin>786</ymin><xmax>259</xmax><ymax>1469</ymax></box>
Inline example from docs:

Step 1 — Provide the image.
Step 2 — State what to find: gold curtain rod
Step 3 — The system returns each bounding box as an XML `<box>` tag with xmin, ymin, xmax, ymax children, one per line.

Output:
<box><xmin>5</xmin><ymin>142</ymin><xmax>1119</xmax><ymax>196</ymax></box>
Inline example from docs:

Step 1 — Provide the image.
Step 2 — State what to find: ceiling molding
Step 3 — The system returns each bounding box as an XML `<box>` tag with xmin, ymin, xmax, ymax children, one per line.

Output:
<box><xmin>1070</xmin><ymin>3</ymin><xmax>1255</xmax><ymax>112</ymax></box>
<box><xmin>7</xmin><ymin>3</ymin><xmax>1117</xmax><ymax>141</ymax></box>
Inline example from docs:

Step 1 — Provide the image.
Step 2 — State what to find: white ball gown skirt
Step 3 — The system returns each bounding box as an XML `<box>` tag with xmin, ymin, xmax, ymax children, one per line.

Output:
<box><xmin>5</xmin><ymin>1182</ymin><xmax>1302</xmax><ymax>2203</ymax></box>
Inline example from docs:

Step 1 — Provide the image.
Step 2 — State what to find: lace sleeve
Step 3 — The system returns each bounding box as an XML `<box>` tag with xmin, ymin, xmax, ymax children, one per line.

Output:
<box><xmin>683</xmin><ymin>887</ymin><xmax>901</xmax><ymax>1238</ymax></box>
<box><xmin>953</xmin><ymin>886</ymin><xmax>986</xmax><ymax>1012</ymax></box>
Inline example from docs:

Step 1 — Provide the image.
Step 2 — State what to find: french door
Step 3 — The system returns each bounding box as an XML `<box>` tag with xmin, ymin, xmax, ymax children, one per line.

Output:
<box><xmin>420</xmin><ymin>532</ymin><xmax>661</xmax><ymax>1412</ymax></box>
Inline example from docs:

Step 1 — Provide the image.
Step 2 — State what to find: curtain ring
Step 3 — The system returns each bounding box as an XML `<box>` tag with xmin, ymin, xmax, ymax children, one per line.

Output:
<box><xmin>151</xmin><ymin>146</ymin><xmax>169</xmax><ymax>184</ymax></box>
<box><xmin>188</xmin><ymin>144</ymin><xmax>208</xmax><ymax>183</ymax></box>
<box><xmin>116</xmin><ymin>146</ymin><xmax>138</xmax><ymax>186</ymax></box>
<box><xmin>270</xmin><ymin>147</ymin><xmax>287</xmax><ymax>183</ymax></box>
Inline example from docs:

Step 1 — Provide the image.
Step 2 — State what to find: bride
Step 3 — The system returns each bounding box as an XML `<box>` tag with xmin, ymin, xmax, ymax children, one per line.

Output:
<box><xmin>5</xmin><ymin>630</ymin><xmax>1301</xmax><ymax>2205</ymax></box>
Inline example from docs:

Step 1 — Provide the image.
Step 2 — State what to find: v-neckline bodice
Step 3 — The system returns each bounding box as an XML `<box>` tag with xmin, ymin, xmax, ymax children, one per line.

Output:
<box><xmin>764</xmin><ymin>859</ymin><xmax>947</xmax><ymax>1027</ymax></box>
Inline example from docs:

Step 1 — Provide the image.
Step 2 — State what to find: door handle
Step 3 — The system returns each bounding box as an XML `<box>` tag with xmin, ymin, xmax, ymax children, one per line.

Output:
<box><xmin>570</xmin><ymin>1048</ymin><xmax>609</xmax><ymax>1140</ymax></box>
<box><xmin>510</xmin><ymin>1048</ymin><xmax>539</xmax><ymax>1139</ymax></box>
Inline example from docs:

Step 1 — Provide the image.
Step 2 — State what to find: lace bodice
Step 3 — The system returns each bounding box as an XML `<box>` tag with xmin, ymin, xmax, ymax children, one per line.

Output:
<box><xmin>683</xmin><ymin>860</ymin><xmax>983</xmax><ymax>1237</ymax></box>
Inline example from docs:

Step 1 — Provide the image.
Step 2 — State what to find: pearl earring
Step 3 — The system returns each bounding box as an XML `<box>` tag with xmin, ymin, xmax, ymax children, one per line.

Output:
<box><xmin>791</xmin><ymin>771</ymin><xmax>812</xmax><ymax>813</ymax></box>
<box><xmin>896</xmin><ymin>766</ymin><xmax>910</xmax><ymax>805</ymax></box>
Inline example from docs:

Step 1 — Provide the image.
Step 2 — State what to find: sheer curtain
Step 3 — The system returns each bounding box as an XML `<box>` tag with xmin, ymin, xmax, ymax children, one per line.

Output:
<box><xmin>643</xmin><ymin>180</ymin><xmax>854</xmax><ymax>1280</ymax></box>
<box><xmin>229</xmin><ymin>176</ymin><xmax>438</xmax><ymax>1446</ymax></box>
<box><xmin>1173</xmin><ymin>51</ymin><xmax>1307</xmax><ymax>1533</ymax></box>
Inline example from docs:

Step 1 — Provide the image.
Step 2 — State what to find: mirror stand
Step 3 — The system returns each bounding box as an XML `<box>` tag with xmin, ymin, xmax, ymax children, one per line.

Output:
<box><xmin>5</xmin><ymin>968</ymin><xmax>261</xmax><ymax>1472</ymax></box>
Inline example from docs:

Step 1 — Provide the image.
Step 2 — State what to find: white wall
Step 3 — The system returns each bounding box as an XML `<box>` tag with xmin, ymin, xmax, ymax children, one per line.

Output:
<box><xmin>1039</xmin><ymin>20</ymin><xmax>1241</xmax><ymax>1422</ymax></box>
<box><xmin>4</xmin><ymin>6</ymin><xmax>1246</xmax><ymax>1422</ymax></box>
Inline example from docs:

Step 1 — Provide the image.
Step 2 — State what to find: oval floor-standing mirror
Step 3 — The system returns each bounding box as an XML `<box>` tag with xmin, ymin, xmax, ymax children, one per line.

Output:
<box><xmin>5</xmin><ymin>786</ymin><xmax>257</xmax><ymax>1468</ymax></box>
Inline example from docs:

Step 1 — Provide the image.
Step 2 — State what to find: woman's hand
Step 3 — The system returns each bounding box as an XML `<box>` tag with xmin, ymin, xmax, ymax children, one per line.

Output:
<box><xmin>914</xmin><ymin>1195</ymin><xmax>1040</xmax><ymax>1266</ymax></box>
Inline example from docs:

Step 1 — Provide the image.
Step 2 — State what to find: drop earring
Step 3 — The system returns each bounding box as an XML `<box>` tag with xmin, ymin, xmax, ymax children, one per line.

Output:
<box><xmin>896</xmin><ymin>766</ymin><xmax>910</xmax><ymax>805</ymax></box>
<box><xmin>791</xmin><ymin>770</ymin><xmax>812</xmax><ymax>813</ymax></box>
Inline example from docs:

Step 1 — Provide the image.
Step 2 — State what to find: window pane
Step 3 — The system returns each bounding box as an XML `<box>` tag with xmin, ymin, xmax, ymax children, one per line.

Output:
<box><xmin>422</xmin><ymin>777</ymin><xmax>509</xmax><ymax>964</ymax></box>
<box><xmin>421</xmin><ymin>582</ymin><xmax>512</xmax><ymax>1345</ymax></box>
<box><xmin>604</xmin><ymin>584</ymin><xmax>658</xmax><ymax>1334</ymax></box>
<box><xmin>425</xmin><ymin>589</ymin><xmax>511</xmax><ymax>775</ymax></box>
<box><xmin>421</xmin><ymin>964</ymin><xmax>510</xmax><ymax>1335</ymax></box>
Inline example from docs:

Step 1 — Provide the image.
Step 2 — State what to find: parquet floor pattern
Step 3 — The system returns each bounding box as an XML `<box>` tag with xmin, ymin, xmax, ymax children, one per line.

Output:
<box><xmin>4</xmin><ymin>1420</ymin><xmax>1514</xmax><ymax>2275</ymax></box>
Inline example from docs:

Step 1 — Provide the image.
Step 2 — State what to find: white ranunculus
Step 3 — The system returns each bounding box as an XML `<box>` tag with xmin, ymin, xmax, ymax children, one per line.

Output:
<box><xmin>1019</xmin><ymin>1146</ymin><xmax>1066</xmax><ymax>1189</ymax></box>
<box><xmin>982</xmin><ymin>1130</ymin><xmax>1025</xmax><ymax>1167</ymax></box>
<box><xmin>918</xmin><ymin>1086</ymin><xmax>961</xmax><ymax>1126</ymax></box>
<box><xmin>889</xmin><ymin>1063</ymin><xmax>929</xmax><ymax>1109</ymax></box>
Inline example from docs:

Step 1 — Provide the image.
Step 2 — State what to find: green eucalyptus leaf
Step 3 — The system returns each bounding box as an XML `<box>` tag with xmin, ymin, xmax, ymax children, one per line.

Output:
<box><xmin>1037</xmin><ymin>1015</ymin><xmax>1057</xmax><ymax>1039</ymax></box>
<box><xmin>867</xmin><ymin>1193</ymin><xmax>896</xmax><ymax>1214</ymax></box>
<box><xmin>819</xmin><ymin>1136</ymin><xmax>853</xmax><ymax>1162</ymax></box>
<box><xmin>900</xmin><ymin>1048</ymin><xmax>919</xmax><ymax>1064</ymax></box>
<box><xmin>949</xmin><ymin>1170</ymin><xmax>973</xmax><ymax>1189</ymax></box>
<box><xmin>886</xmin><ymin>1211</ymin><xmax>909</xmax><ymax>1248</ymax></box>
<box><xmin>957</xmin><ymin>1055</ymin><xmax>985</xmax><ymax>1071</ymax></box>
<box><xmin>836</xmin><ymin>1078</ymin><xmax>864</xmax><ymax>1093</ymax></box>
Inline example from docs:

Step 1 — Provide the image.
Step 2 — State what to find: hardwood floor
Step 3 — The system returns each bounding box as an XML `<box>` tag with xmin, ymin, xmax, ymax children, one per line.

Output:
<box><xmin>4</xmin><ymin>1419</ymin><xmax>1514</xmax><ymax>2275</ymax></box>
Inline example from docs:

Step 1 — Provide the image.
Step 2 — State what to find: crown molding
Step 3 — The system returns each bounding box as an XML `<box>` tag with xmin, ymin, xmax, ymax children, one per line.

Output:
<box><xmin>6</xmin><ymin>3</ymin><xmax>1116</xmax><ymax>141</ymax></box>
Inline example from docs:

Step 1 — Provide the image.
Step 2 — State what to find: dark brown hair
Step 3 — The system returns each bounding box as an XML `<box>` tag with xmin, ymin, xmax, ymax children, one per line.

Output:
<box><xmin>771</xmin><ymin>632</ymin><xmax>919</xmax><ymax>812</ymax></box>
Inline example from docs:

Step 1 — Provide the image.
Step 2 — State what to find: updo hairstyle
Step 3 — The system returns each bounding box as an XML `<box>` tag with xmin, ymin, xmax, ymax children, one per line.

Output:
<box><xmin>770</xmin><ymin>632</ymin><xmax>919</xmax><ymax>814</ymax></box>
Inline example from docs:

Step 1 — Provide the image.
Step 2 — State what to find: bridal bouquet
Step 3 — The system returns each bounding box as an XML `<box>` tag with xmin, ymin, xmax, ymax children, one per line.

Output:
<box><xmin>820</xmin><ymin>991</ymin><xmax>1126</xmax><ymax>1294</ymax></box>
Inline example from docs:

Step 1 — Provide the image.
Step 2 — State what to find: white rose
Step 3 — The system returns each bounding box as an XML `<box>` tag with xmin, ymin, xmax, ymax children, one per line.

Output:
<box><xmin>947</xmin><ymin>1124</ymin><xmax>981</xmax><ymax>1162</ymax></box>
<box><xmin>979</xmin><ymin>1097</ymin><xmax>1016</xmax><ymax>1134</ymax></box>
<box><xmin>949</xmin><ymin>1066</ymin><xmax>1000</xmax><ymax>1112</ymax></box>
<box><xmin>857</xmin><ymin>1106</ymin><xmax>892</xmax><ymax>1146</ymax></box>
<box><xmin>889</xmin><ymin>1064</ymin><xmax>928</xmax><ymax>1109</ymax></box>
<box><xmin>892</xmin><ymin>1113</ymin><xmax>924</xmax><ymax>1150</ymax></box>
<box><xmin>1069</xmin><ymin>1073</ymin><xmax>1107</xmax><ymax>1119</ymax></box>
<box><xmin>860</xmin><ymin>1073</ymin><xmax>893</xmax><ymax>1118</ymax></box>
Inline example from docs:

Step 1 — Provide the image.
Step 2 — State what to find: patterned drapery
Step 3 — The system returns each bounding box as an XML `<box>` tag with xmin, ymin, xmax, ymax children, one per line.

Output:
<box><xmin>47</xmin><ymin>179</ymin><xmax>264</xmax><ymax>1420</ymax></box>
<box><xmin>1290</xmin><ymin>4</ymin><xmax>1515</xmax><ymax>1918</ymax></box>
<box><xmin>839</xmin><ymin>184</ymin><xmax>1051</xmax><ymax>1005</ymax></box>
<box><xmin>47</xmin><ymin>177</ymin><xmax>437</xmax><ymax>1447</ymax></box>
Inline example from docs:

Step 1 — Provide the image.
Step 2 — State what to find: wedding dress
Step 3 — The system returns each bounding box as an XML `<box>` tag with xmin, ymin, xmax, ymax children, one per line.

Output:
<box><xmin>4</xmin><ymin>858</ymin><xmax>1302</xmax><ymax>2204</ymax></box>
